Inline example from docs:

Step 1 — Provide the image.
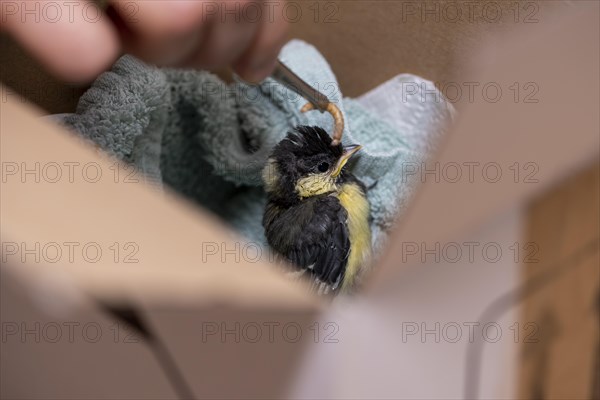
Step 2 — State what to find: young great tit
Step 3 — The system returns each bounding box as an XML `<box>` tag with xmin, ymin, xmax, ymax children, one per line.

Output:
<box><xmin>262</xmin><ymin>126</ymin><xmax>372</xmax><ymax>295</ymax></box>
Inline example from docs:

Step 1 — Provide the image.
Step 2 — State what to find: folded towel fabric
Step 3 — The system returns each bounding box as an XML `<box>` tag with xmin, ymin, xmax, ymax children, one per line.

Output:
<box><xmin>61</xmin><ymin>39</ymin><xmax>454</xmax><ymax>259</ymax></box>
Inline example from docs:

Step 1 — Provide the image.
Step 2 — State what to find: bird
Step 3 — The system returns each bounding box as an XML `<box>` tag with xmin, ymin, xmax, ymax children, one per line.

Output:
<box><xmin>262</xmin><ymin>125</ymin><xmax>372</xmax><ymax>295</ymax></box>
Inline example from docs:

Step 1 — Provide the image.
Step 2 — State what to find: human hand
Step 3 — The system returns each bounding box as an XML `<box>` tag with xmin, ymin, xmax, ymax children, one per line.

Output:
<box><xmin>0</xmin><ymin>0</ymin><xmax>288</xmax><ymax>83</ymax></box>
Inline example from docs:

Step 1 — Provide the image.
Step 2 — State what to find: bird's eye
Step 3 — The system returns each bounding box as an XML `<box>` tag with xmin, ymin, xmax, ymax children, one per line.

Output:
<box><xmin>317</xmin><ymin>162</ymin><xmax>330</xmax><ymax>172</ymax></box>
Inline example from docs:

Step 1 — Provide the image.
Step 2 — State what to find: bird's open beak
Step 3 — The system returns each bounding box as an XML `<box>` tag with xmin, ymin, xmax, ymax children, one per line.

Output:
<box><xmin>331</xmin><ymin>144</ymin><xmax>362</xmax><ymax>177</ymax></box>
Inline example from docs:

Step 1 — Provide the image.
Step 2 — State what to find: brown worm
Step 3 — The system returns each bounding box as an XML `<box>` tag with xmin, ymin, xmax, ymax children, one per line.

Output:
<box><xmin>300</xmin><ymin>102</ymin><xmax>344</xmax><ymax>146</ymax></box>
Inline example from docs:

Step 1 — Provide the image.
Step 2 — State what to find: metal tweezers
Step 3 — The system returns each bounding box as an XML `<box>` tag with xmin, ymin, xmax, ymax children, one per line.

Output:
<box><xmin>271</xmin><ymin>60</ymin><xmax>344</xmax><ymax>145</ymax></box>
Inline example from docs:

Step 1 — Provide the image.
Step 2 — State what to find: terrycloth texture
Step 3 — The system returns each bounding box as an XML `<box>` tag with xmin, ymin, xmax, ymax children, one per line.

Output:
<box><xmin>61</xmin><ymin>40</ymin><xmax>454</xmax><ymax>255</ymax></box>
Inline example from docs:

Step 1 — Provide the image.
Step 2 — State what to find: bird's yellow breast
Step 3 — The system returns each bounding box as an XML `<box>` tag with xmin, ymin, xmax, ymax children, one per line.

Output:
<box><xmin>336</xmin><ymin>182</ymin><xmax>371</xmax><ymax>289</ymax></box>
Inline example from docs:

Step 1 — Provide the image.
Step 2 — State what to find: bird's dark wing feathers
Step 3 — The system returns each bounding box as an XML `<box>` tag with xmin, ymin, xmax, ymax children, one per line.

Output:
<box><xmin>264</xmin><ymin>196</ymin><xmax>351</xmax><ymax>289</ymax></box>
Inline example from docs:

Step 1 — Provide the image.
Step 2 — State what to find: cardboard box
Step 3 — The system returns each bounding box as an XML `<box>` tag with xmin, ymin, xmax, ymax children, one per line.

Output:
<box><xmin>1</xmin><ymin>1</ymin><xmax>598</xmax><ymax>399</ymax></box>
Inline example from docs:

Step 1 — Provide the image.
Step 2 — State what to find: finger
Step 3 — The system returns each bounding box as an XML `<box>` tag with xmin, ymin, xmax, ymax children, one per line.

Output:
<box><xmin>181</xmin><ymin>0</ymin><xmax>259</xmax><ymax>71</ymax></box>
<box><xmin>232</xmin><ymin>0</ymin><xmax>288</xmax><ymax>82</ymax></box>
<box><xmin>1</xmin><ymin>0</ymin><xmax>120</xmax><ymax>83</ymax></box>
<box><xmin>108</xmin><ymin>0</ymin><xmax>207</xmax><ymax>66</ymax></box>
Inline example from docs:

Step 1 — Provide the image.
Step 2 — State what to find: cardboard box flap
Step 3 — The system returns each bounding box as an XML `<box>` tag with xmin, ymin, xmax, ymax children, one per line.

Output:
<box><xmin>368</xmin><ymin>3</ymin><xmax>600</xmax><ymax>294</ymax></box>
<box><xmin>0</xmin><ymin>94</ymin><xmax>319</xmax><ymax>311</ymax></box>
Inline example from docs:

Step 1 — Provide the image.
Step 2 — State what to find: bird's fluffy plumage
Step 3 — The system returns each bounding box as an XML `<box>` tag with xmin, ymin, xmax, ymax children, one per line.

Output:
<box><xmin>262</xmin><ymin>126</ymin><xmax>371</xmax><ymax>294</ymax></box>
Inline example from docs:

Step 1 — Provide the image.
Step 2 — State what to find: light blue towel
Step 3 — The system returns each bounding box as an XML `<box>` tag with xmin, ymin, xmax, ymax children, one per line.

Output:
<box><xmin>61</xmin><ymin>40</ymin><xmax>454</xmax><ymax>257</ymax></box>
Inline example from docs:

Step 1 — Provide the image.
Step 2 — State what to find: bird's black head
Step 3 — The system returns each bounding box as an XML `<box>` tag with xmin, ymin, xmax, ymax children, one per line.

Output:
<box><xmin>263</xmin><ymin>126</ymin><xmax>361</xmax><ymax>205</ymax></box>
